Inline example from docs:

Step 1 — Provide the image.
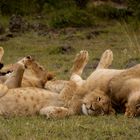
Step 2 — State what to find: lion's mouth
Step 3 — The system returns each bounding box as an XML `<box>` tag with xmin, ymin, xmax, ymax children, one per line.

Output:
<box><xmin>82</xmin><ymin>104</ymin><xmax>104</xmax><ymax>116</ymax></box>
<box><xmin>82</xmin><ymin>104</ymin><xmax>96</xmax><ymax>115</ymax></box>
<box><xmin>82</xmin><ymin>104</ymin><xmax>89</xmax><ymax>115</ymax></box>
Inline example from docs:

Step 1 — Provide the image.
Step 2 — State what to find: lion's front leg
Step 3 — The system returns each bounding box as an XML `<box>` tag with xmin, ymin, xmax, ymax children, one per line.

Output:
<box><xmin>4</xmin><ymin>63</ymin><xmax>25</xmax><ymax>88</ymax></box>
<box><xmin>125</xmin><ymin>94</ymin><xmax>140</xmax><ymax>118</ymax></box>
<box><xmin>124</xmin><ymin>104</ymin><xmax>136</xmax><ymax>117</ymax></box>
<box><xmin>96</xmin><ymin>49</ymin><xmax>113</xmax><ymax>69</ymax></box>
<box><xmin>39</xmin><ymin>106</ymin><xmax>69</xmax><ymax>118</ymax></box>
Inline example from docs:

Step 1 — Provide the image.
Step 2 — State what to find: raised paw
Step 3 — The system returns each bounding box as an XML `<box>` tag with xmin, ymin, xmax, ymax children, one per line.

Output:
<box><xmin>40</xmin><ymin>106</ymin><xmax>69</xmax><ymax>118</ymax></box>
<box><xmin>17</xmin><ymin>56</ymin><xmax>33</xmax><ymax>66</ymax></box>
<box><xmin>96</xmin><ymin>49</ymin><xmax>113</xmax><ymax>69</ymax></box>
<box><xmin>71</xmin><ymin>50</ymin><xmax>89</xmax><ymax>76</ymax></box>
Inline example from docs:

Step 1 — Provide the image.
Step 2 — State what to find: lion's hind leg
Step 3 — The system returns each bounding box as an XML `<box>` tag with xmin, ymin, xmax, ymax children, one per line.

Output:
<box><xmin>70</xmin><ymin>50</ymin><xmax>88</xmax><ymax>86</ymax></box>
<box><xmin>96</xmin><ymin>49</ymin><xmax>113</xmax><ymax>69</ymax></box>
<box><xmin>71</xmin><ymin>50</ymin><xmax>88</xmax><ymax>76</ymax></box>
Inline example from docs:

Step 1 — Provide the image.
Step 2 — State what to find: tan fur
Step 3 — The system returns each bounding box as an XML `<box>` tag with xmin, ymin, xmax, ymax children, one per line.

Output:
<box><xmin>4</xmin><ymin>63</ymin><xmax>25</xmax><ymax>88</ymax></box>
<box><xmin>0</xmin><ymin>56</ymin><xmax>54</xmax><ymax>88</ymax></box>
<box><xmin>44</xmin><ymin>80</ymin><xmax>69</xmax><ymax>93</ymax></box>
<box><xmin>35</xmin><ymin>49</ymin><xmax>119</xmax><ymax>118</ymax></box>
<box><xmin>0</xmin><ymin>49</ymin><xmax>117</xmax><ymax>118</ymax></box>
<box><xmin>0</xmin><ymin>50</ymin><xmax>88</xmax><ymax>117</ymax></box>
<box><xmin>109</xmin><ymin>65</ymin><xmax>140</xmax><ymax>117</ymax></box>
<box><xmin>0</xmin><ymin>87</ymin><xmax>62</xmax><ymax>117</ymax></box>
<box><xmin>70</xmin><ymin>50</ymin><xmax>122</xmax><ymax>116</ymax></box>
<box><xmin>0</xmin><ymin>49</ymin><xmax>137</xmax><ymax>118</ymax></box>
<box><xmin>80</xmin><ymin>52</ymin><xmax>140</xmax><ymax>117</ymax></box>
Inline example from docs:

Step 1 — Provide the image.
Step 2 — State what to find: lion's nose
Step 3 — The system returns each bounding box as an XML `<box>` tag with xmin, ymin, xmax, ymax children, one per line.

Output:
<box><xmin>26</xmin><ymin>55</ymin><xmax>32</xmax><ymax>59</ymax></box>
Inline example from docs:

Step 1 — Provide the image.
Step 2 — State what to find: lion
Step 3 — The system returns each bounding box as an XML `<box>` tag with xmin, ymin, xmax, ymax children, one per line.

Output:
<box><xmin>40</xmin><ymin>49</ymin><xmax>117</xmax><ymax>118</ymax></box>
<box><xmin>0</xmin><ymin>48</ymin><xmax>117</xmax><ymax>118</ymax></box>
<box><xmin>76</xmin><ymin>51</ymin><xmax>140</xmax><ymax>118</ymax></box>
<box><xmin>0</xmin><ymin>51</ymin><xmax>54</xmax><ymax>88</ymax></box>
<box><xmin>0</xmin><ymin>48</ymin><xmax>135</xmax><ymax>118</ymax></box>
<box><xmin>108</xmin><ymin>65</ymin><xmax>140</xmax><ymax>117</ymax></box>
<box><xmin>0</xmin><ymin>50</ymin><xmax>101</xmax><ymax>117</ymax></box>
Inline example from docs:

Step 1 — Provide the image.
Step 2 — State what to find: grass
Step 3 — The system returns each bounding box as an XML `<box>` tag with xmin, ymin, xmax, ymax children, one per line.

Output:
<box><xmin>0</xmin><ymin>21</ymin><xmax>140</xmax><ymax>139</ymax></box>
<box><xmin>1</xmin><ymin>115</ymin><xmax>140</xmax><ymax>140</ymax></box>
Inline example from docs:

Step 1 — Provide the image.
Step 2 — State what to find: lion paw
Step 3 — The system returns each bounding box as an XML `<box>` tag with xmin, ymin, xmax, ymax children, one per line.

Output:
<box><xmin>17</xmin><ymin>56</ymin><xmax>33</xmax><ymax>66</ymax></box>
<box><xmin>97</xmin><ymin>49</ymin><xmax>113</xmax><ymax>69</ymax></box>
<box><xmin>71</xmin><ymin>50</ymin><xmax>88</xmax><ymax>76</ymax></box>
<box><xmin>40</xmin><ymin>106</ymin><xmax>69</xmax><ymax>118</ymax></box>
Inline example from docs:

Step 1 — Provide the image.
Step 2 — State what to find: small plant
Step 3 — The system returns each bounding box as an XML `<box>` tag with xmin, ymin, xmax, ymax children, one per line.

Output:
<box><xmin>49</xmin><ymin>8</ymin><xmax>95</xmax><ymax>28</ymax></box>
<box><xmin>74</xmin><ymin>0</ymin><xmax>90</xmax><ymax>8</ymax></box>
<box><xmin>127</xmin><ymin>0</ymin><xmax>140</xmax><ymax>19</ymax></box>
<box><xmin>91</xmin><ymin>4</ymin><xmax>130</xmax><ymax>20</ymax></box>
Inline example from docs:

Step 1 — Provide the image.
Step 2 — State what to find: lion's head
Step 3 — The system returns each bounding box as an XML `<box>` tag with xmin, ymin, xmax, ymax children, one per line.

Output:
<box><xmin>18</xmin><ymin>56</ymin><xmax>54</xmax><ymax>88</ymax></box>
<box><xmin>82</xmin><ymin>89</ymin><xmax>115</xmax><ymax>116</ymax></box>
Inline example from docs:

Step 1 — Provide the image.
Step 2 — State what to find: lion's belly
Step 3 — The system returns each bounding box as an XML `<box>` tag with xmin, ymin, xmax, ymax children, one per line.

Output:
<box><xmin>85</xmin><ymin>69</ymin><xmax>123</xmax><ymax>92</ymax></box>
<box><xmin>0</xmin><ymin>87</ymin><xmax>61</xmax><ymax>116</ymax></box>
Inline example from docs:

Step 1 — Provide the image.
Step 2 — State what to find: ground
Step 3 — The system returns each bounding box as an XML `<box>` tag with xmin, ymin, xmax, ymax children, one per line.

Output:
<box><xmin>0</xmin><ymin>22</ymin><xmax>140</xmax><ymax>139</ymax></box>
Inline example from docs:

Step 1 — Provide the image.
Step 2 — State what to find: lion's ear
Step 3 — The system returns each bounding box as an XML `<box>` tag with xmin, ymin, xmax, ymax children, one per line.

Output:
<box><xmin>46</xmin><ymin>72</ymin><xmax>55</xmax><ymax>81</ymax></box>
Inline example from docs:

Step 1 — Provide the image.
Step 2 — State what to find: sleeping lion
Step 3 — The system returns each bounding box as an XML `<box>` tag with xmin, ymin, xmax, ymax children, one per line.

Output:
<box><xmin>45</xmin><ymin>49</ymin><xmax>140</xmax><ymax>118</ymax></box>
<box><xmin>80</xmin><ymin>51</ymin><xmax>140</xmax><ymax>117</ymax></box>
<box><xmin>0</xmin><ymin>47</ymin><xmax>54</xmax><ymax>88</ymax></box>
<box><xmin>0</xmin><ymin>49</ymin><xmax>114</xmax><ymax>118</ymax></box>
<box><xmin>0</xmin><ymin>48</ymin><xmax>140</xmax><ymax>118</ymax></box>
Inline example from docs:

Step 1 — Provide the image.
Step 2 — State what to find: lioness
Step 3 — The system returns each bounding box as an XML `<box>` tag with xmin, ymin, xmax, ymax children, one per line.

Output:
<box><xmin>80</xmin><ymin>51</ymin><xmax>140</xmax><ymax>117</ymax></box>
<box><xmin>109</xmin><ymin>65</ymin><xmax>140</xmax><ymax>117</ymax></box>
<box><xmin>0</xmin><ymin>54</ymin><xmax>54</xmax><ymax>88</ymax></box>
<box><xmin>0</xmin><ymin>50</ymin><xmax>113</xmax><ymax>118</ymax></box>
<box><xmin>1</xmin><ymin>48</ymin><xmax>139</xmax><ymax>118</ymax></box>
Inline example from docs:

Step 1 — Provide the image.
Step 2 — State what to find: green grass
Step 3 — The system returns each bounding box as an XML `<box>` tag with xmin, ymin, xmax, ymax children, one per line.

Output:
<box><xmin>1</xmin><ymin>115</ymin><xmax>140</xmax><ymax>140</ymax></box>
<box><xmin>0</xmin><ymin>22</ymin><xmax>140</xmax><ymax>139</ymax></box>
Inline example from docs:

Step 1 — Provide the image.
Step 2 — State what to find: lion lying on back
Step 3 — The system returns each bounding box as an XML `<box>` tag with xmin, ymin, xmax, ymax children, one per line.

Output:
<box><xmin>0</xmin><ymin>48</ymin><xmax>140</xmax><ymax>118</ymax></box>
<box><xmin>0</xmin><ymin>47</ymin><xmax>54</xmax><ymax>88</ymax></box>
<box><xmin>80</xmin><ymin>51</ymin><xmax>140</xmax><ymax>117</ymax></box>
<box><xmin>43</xmin><ymin>49</ymin><xmax>140</xmax><ymax>118</ymax></box>
<box><xmin>0</xmin><ymin>49</ymin><xmax>114</xmax><ymax>117</ymax></box>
